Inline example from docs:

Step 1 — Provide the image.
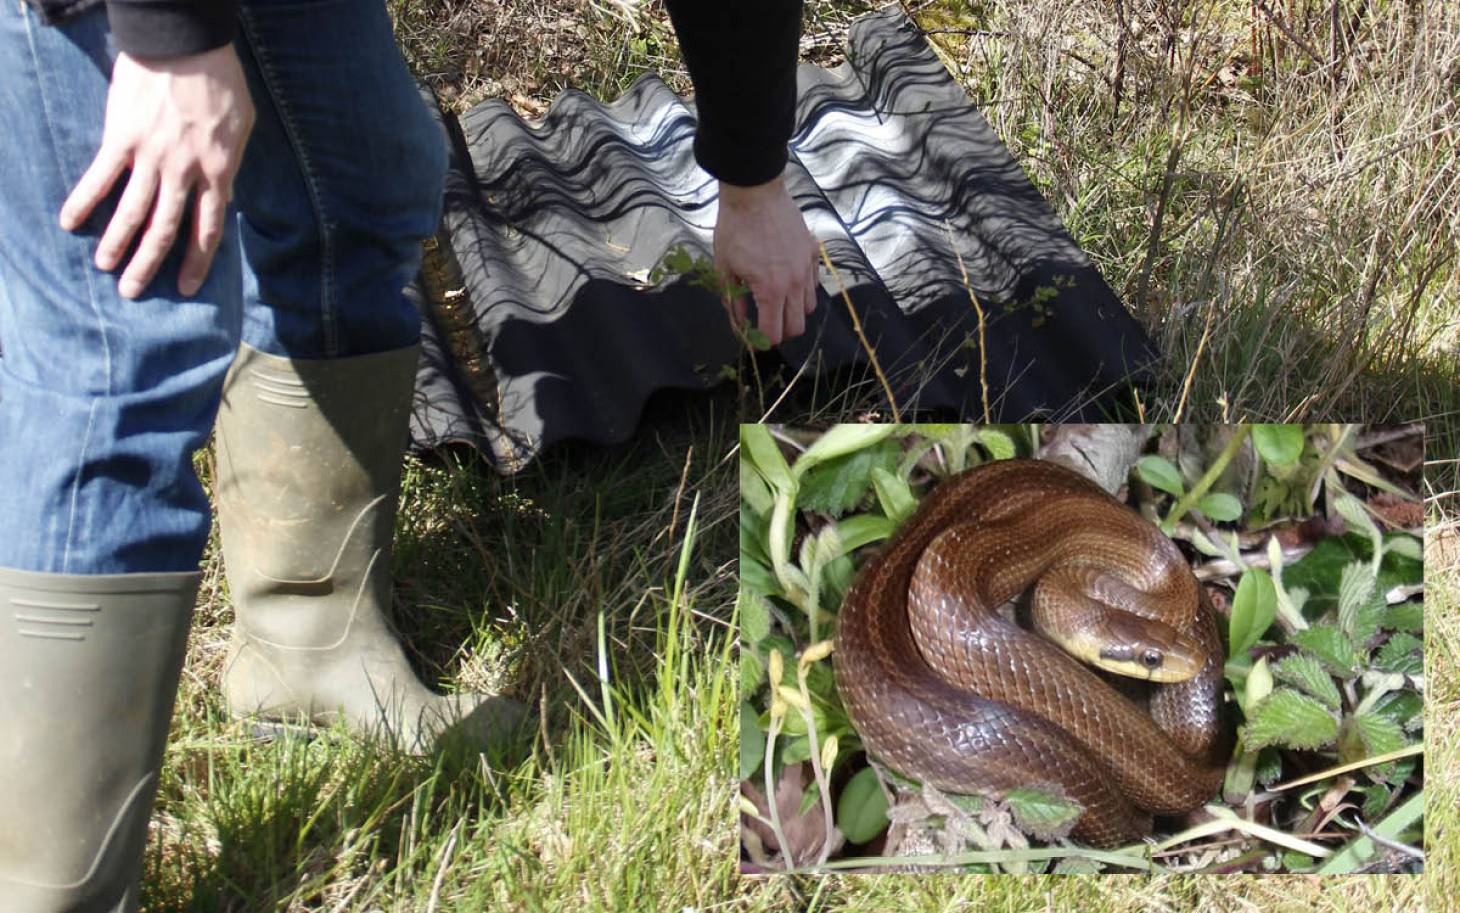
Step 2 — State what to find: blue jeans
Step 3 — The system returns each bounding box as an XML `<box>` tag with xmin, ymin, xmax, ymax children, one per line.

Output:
<box><xmin>0</xmin><ymin>0</ymin><xmax>446</xmax><ymax>574</ymax></box>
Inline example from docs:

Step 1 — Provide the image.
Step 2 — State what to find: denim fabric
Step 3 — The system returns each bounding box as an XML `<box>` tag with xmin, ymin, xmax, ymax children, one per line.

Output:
<box><xmin>0</xmin><ymin>0</ymin><xmax>447</xmax><ymax>574</ymax></box>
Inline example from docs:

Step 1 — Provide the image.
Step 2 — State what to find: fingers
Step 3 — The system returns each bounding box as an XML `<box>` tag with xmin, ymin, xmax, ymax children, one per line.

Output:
<box><xmin>753</xmin><ymin>280</ymin><xmax>786</xmax><ymax>346</ymax></box>
<box><xmin>57</xmin><ymin>47</ymin><xmax>254</xmax><ymax>300</ymax></box>
<box><xmin>59</xmin><ymin>144</ymin><xmax>129</xmax><ymax>233</ymax></box>
<box><xmin>780</xmin><ymin>278</ymin><xmax>806</xmax><ymax>341</ymax></box>
<box><xmin>178</xmin><ymin>181</ymin><xmax>229</xmax><ymax>297</ymax></box>
<box><xmin>118</xmin><ymin>168</ymin><xmax>190</xmax><ymax>298</ymax></box>
<box><xmin>94</xmin><ymin>161</ymin><xmax>160</xmax><ymax>279</ymax></box>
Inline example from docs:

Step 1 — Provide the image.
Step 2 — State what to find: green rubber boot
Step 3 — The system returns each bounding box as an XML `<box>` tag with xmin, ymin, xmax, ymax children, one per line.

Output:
<box><xmin>216</xmin><ymin>343</ymin><xmax>523</xmax><ymax>754</ymax></box>
<box><xmin>0</xmin><ymin>567</ymin><xmax>199</xmax><ymax>913</ymax></box>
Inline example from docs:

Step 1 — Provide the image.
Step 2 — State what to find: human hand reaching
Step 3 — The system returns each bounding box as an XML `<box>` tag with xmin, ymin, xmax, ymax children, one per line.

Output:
<box><xmin>713</xmin><ymin>176</ymin><xmax>818</xmax><ymax>345</ymax></box>
<box><xmin>59</xmin><ymin>46</ymin><xmax>255</xmax><ymax>299</ymax></box>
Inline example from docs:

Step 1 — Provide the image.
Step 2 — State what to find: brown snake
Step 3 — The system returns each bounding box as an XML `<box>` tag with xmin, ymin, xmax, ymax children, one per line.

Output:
<box><xmin>833</xmin><ymin>458</ymin><xmax>1231</xmax><ymax>846</ymax></box>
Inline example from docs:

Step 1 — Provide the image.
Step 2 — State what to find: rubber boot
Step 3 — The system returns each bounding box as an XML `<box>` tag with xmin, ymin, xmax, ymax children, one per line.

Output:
<box><xmin>215</xmin><ymin>343</ymin><xmax>523</xmax><ymax>754</ymax></box>
<box><xmin>0</xmin><ymin>567</ymin><xmax>199</xmax><ymax>913</ymax></box>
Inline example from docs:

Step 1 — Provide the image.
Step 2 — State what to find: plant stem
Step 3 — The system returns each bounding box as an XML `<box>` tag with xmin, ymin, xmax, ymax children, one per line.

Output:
<box><xmin>798</xmin><ymin>668</ymin><xmax>836</xmax><ymax>870</ymax></box>
<box><xmin>762</xmin><ymin>713</ymin><xmax>794</xmax><ymax>871</ymax></box>
<box><xmin>1163</xmin><ymin>426</ymin><xmax>1252</xmax><ymax>532</ymax></box>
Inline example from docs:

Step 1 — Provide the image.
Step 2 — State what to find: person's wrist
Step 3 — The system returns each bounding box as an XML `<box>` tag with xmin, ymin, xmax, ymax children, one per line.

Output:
<box><xmin>718</xmin><ymin>175</ymin><xmax>786</xmax><ymax>210</ymax></box>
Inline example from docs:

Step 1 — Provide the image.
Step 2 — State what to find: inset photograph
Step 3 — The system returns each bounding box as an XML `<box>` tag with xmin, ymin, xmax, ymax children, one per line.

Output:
<box><xmin>739</xmin><ymin>423</ymin><xmax>1426</xmax><ymax>874</ymax></box>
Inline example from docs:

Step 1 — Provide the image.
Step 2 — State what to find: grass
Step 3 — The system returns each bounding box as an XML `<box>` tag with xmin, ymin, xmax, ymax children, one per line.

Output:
<box><xmin>144</xmin><ymin>394</ymin><xmax>751</xmax><ymax>911</ymax></box>
<box><xmin>130</xmin><ymin>0</ymin><xmax>1457</xmax><ymax>908</ymax></box>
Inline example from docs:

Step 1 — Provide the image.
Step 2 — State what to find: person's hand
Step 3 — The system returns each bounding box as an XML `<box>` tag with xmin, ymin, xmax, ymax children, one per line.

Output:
<box><xmin>714</xmin><ymin>176</ymin><xmax>818</xmax><ymax>345</ymax></box>
<box><xmin>59</xmin><ymin>46</ymin><xmax>255</xmax><ymax>299</ymax></box>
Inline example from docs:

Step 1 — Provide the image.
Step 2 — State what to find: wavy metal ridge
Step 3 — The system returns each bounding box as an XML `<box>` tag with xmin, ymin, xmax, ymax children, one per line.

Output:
<box><xmin>406</xmin><ymin>7</ymin><xmax>1156</xmax><ymax>470</ymax></box>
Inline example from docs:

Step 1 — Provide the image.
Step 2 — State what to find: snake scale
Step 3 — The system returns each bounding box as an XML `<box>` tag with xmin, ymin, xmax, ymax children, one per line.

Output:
<box><xmin>833</xmin><ymin>458</ymin><xmax>1231</xmax><ymax>846</ymax></box>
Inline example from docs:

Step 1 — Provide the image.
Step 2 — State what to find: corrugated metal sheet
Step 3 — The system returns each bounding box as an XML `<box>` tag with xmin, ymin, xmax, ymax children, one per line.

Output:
<box><xmin>407</xmin><ymin>7</ymin><xmax>1155</xmax><ymax>469</ymax></box>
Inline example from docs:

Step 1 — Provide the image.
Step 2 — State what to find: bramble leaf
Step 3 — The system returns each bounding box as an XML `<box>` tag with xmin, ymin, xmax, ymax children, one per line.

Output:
<box><xmin>1271</xmin><ymin>652</ymin><xmax>1342</xmax><ymax>709</ymax></box>
<box><xmin>798</xmin><ymin>439</ymin><xmax>899</xmax><ymax>516</ymax></box>
<box><xmin>1293</xmin><ymin>623</ymin><xmax>1360</xmax><ymax>676</ymax></box>
<box><xmin>1375</xmin><ymin>632</ymin><xmax>1423</xmax><ymax>675</ymax></box>
<box><xmin>1246</xmin><ymin>687</ymin><xmax>1338</xmax><ymax>751</ymax></box>
<box><xmin>1004</xmin><ymin>787</ymin><xmax>1083</xmax><ymax>842</ymax></box>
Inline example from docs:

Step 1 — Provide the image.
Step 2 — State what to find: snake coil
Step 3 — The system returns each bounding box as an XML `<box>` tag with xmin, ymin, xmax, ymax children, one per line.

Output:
<box><xmin>833</xmin><ymin>458</ymin><xmax>1231</xmax><ymax>846</ymax></box>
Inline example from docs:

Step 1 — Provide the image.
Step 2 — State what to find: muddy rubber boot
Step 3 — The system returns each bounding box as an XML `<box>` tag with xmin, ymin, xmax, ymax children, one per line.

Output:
<box><xmin>0</xmin><ymin>567</ymin><xmax>198</xmax><ymax>913</ymax></box>
<box><xmin>215</xmin><ymin>343</ymin><xmax>523</xmax><ymax>755</ymax></box>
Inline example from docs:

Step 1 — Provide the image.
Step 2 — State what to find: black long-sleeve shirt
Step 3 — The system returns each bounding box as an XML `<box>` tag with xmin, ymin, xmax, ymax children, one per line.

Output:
<box><xmin>25</xmin><ymin>0</ymin><xmax>804</xmax><ymax>186</ymax></box>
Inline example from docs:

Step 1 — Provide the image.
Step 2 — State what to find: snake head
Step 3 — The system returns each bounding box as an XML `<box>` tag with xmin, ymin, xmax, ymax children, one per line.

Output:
<box><xmin>1090</xmin><ymin>612</ymin><xmax>1206</xmax><ymax>682</ymax></box>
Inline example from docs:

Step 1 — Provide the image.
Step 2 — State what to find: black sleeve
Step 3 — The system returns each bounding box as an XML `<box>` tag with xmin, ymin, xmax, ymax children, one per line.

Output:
<box><xmin>664</xmin><ymin>0</ymin><xmax>803</xmax><ymax>187</ymax></box>
<box><xmin>106</xmin><ymin>0</ymin><xmax>239</xmax><ymax>59</ymax></box>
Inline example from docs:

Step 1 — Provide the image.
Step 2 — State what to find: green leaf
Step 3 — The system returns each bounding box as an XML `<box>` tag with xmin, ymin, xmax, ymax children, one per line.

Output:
<box><xmin>833</xmin><ymin>513</ymin><xmax>896</xmax><ymax>554</ymax></box>
<box><xmin>975</xmin><ymin>428</ymin><xmax>1016</xmax><ymax>461</ymax></box>
<box><xmin>1382</xmin><ymin>603</ymin><xmax>1423</xmax><ymax>632</ymax></box>
<box><xmin>1136</xmin><ymin>455</ymin><xmax>1184</xmax><ymax>497</ymax></box>
<box><xmin>820</xmin><ymin>554</ymin><xmax>855</xmax><ymax>610</ymax></box>
<box><xmin>744</xmin><ymin>327</ymin><xmax>773</xmax><ymax>350</ymax></box>
<box><xmin>1293</xmin><ymin>624</ymin><xmax>1360</xmax><ymax>676</ymax></box>
<box><xmin>1196</xmin><ymin>492</ymin><xmax>1243</xmax><ymax>522</ymax></box>
<box><xmin>740</xmin><ymin>587</ymin><xmax>771</xmax><ymax>644</ymax></box>
<box><xmin>1385</xmin><ymin>535</ymin><xmax>1422</xmax><ymax>560</ymax></box>
<box><xmin>1241</xmin><ymin>655</ymin><xmax>1273</xmax><ymax>716</ymax></box>
<box><xmin>1375</xmin><ymin>632</ymin><xmax>1423</xmax><ymax>675</ymax></box>
<box><xmin>740</xmin><ymin>424</ymin><xmax>793</xmax><ymax>493</ymax></box>
<box><xmin>1252</xmin><ymin>424</ymin><xmax>1306</xmax><ymax>466</ymax></box>
<box><xmin>1271</xmin><ymin>652</ymin><xmax>1342</xmax><ymax>709</ymax></box>
<box><xmin>1371</xmin><ymin>689</ymin><xmax>1422</xmax><ymax>727</ymax></box>
<box><xmin>741</xmin><ymin>458</ymin><xmax>774</xmax><ymax>517</ymax></box>
<box><xmin>1256</xmin><ymin>747</ymin><xmax>1284</xmax><ymax>786</ymax></box>
<box><xmin>836</xmin><ymin>767</ymin><xmax>890</xmax><ymax>844</ymax></box>
<box><xmin>1360</xmin><ymin>784</ymin><xmax>1393</xmax><ymax>819</ymax></box>
<box><xmin>870</xmin><ymin>467</ymin><xmax>917</xmax><ymax>525</ymax></box>
<box><xmin>739</xmin><ymin>510</ymin><xmax>771</xmax><ymax>574</ymax></box>
<box><xmin>1228</xmin><ymin>568</ymin><xmax>1277</xmax><ymax>659</ymax></box>
<box><xmin>740</xmin><ymin>649</ymin><xmax>764</xmax><ymax>696</ymax></box>
<box><xmin>1336</xmin><ymin>562</ymin><xmax>1384</xmax><ymax>645</ymax></box>
<box><xmin>740</xmin><ymin>701</ymin><xmax>766</xmax><ymax>780</ymax></box>
<box><xmin>1052</xmin><ymin>856</ymin><xmax>1105</xmax><ymax>874</ymax></box>
<box><xmin>798</xmin><ymin>780</ymin><xmax>823</xmax><ymax>818</ymax></box>
<box><xmin>1245</xmin><ymin>687</ymin><xmax>1339</xmax><ymax>751</ymax></box>
<box><xmin>1333</xmin><ymin>495</ymin><xmax>1380</xmax><ymax>544</ymax></box>
<box><xmin>780</xmin><ymin>735</ymin><xmax>812</xmax><ymax>765</ymax></box>
<box><xmin>908</xmin><ymin>424</ymin><xmax>964</xmax><ymax>440</ymax></box>
<box><xmin>797</xmin><ymin>438</ymin><xmax>899</xmax><ymax>516</ymax></box>
<box><xmin>1004</xmin><ymin>787</ymin><xmax>1083</xmax><ymax>841</ymax></box>
<box><xmin>793</xmin><ymin>424</ymin><xmax>899</xmax><ymax>479</ymax></box>
<box><xmin>1342</xmin><ymin>713</ymin><xmax>1408</xmax><ymax>782</ymax></box>
<box><xmin>1282</xmin><ymin>534</ymin><xmax>1422</xmax><ymax>616</ymax></box>
<box><xmin>1281</xmin><ymin>851</ymin><xmax>1318</xmax><ymax>872</ymax></box>
<box><xmin>738</xmin><ymin>554</ymin><xmax>781</xmax><ymax>599</ymax></box>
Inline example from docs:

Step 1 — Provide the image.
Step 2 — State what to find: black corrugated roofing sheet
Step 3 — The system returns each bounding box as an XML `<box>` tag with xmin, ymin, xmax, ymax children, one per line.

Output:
<box><xmin>407</xmin><ymin>7</ymin><xmax>1156</xmax><ymax>470</ymax></box>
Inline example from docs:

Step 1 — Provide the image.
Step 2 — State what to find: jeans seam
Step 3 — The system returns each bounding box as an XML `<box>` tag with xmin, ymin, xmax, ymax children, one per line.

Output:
<box><xmin>60</xmin><ymin>399</ymin><xmax>100</xmax><ymax>571</ymax></box>
<box><xmin>236</xmin><ymin>7</ymin><xmax>339</xmax><ymax>357</ymax></box>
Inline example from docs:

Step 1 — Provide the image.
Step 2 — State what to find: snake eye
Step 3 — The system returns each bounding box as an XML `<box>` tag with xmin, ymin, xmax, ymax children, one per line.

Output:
<box><xmin>1141</xmin><ymin>649</ymin><xmax>1163</xmax><ymax>669</ymax></box>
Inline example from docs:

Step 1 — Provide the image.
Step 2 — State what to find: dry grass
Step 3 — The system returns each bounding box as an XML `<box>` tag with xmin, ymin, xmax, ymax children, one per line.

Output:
<box><xmin>918</xmin><ymin>0</ymin><xmax>1458</xmax><ymax>427</ymax></box>
<box><xmin>392</xmin><ymin>0</ymin><xmax>1458</xmax><ymax>436</ymax></box>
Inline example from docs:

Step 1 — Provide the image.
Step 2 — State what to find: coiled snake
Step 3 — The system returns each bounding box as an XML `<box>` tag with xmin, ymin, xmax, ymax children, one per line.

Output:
<box><xmin>833</xmin><ymin>458</ymin><xmax>1230</xmax><ymax>846</ymax></box>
